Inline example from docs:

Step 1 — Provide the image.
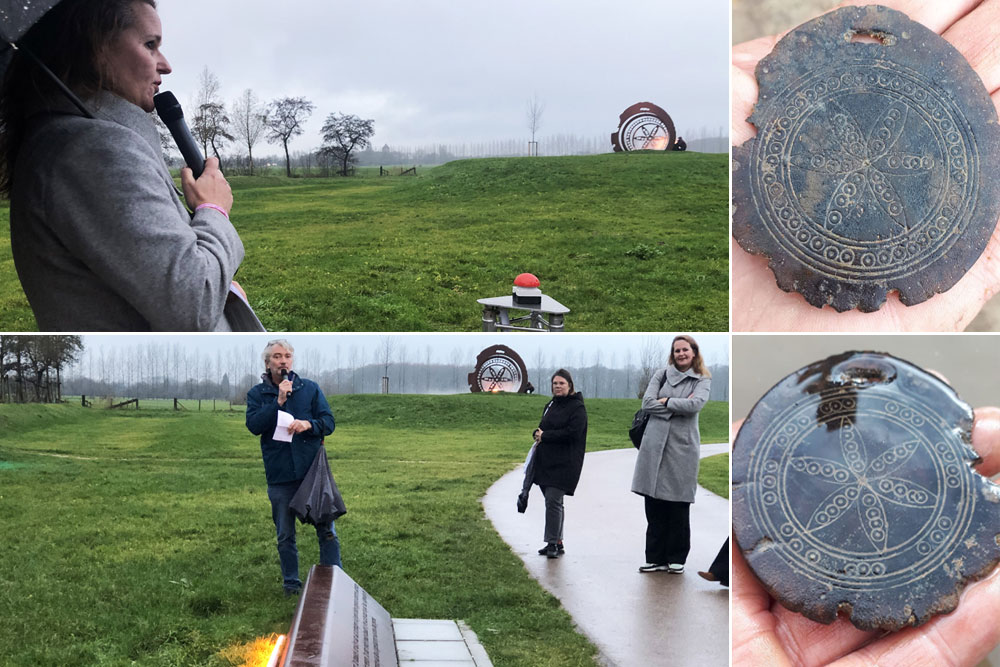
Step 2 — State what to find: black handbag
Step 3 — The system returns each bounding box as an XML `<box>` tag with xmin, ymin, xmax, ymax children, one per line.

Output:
<box><xmin>629</xmin><ymin>372</ymin><xmax>667</xmax><ymax>449</ymax></box>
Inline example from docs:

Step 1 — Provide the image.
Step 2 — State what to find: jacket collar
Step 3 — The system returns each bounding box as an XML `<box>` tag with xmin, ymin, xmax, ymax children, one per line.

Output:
<box><xmin>260</xmin><ymin>369</ymin><xmax>302</xmax><ymax>392</ymax></box>
<box><xmin>28</xmin><ymin>90</ymin><xmax>163</xmax><ymax>161</ymax></box>
<box><xmin>549</xmin><ymin>391</ymin><xmax>584</xmax><ymax>405</ymax></box>
<box><xmin>665</xmin><ymin>364</ymin><xmax>701</xmax><ymax>386</ymax></box>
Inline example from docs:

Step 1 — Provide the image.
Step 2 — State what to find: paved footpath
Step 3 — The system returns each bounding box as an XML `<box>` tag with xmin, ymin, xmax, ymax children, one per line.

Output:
<box><xmin>482</xmin><ymin>444</ymin><xmax>730</xmax><ymax>667</ymax></box>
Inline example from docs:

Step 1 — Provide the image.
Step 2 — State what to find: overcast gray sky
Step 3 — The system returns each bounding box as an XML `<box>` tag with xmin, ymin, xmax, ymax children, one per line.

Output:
<box><xmin>155</xmin><ymin>0</ymin><xmax>729</xmax><ymax>154</ymax></box>
<box><xmin>79</xmin><ymin>333</ymin><xmax>730</xmax><ymax>369</ymax></box>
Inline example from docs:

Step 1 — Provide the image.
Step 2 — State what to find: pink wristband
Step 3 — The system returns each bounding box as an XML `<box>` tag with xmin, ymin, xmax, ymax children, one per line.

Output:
<box><xmin>195</xmin><ymin>203</ymin><xmax>229</xmax><ymax>218</ymax></box>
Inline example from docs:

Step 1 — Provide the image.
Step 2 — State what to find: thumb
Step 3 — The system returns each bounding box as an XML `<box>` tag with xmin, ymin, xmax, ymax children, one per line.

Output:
<box><xmin>180</xmin><ymin>166</ymin><xmax>195</xmax><ymax>190</ymax></box>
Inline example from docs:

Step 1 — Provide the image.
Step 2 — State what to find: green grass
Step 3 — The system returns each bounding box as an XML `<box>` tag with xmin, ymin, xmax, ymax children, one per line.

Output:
<box><xmin>0</xmin><ymin>395</ymin><xmax>727</xmax><ymax>666</ymax></box>
<box><xmin>698</xmin><ymin>453</ymin><xmax>730</xmax><ymax>499</ymax></box>
<box><xmin>0</xmin><ymin>152</ymin><xmax>728</xmax><ymax>331</ymax></box>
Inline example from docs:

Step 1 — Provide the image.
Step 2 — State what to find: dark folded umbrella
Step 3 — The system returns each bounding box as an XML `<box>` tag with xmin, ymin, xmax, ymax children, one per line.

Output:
<box><xmin>517</xmin><ymin>443</ymin><xmax>537</xmax><ymax>513</ymax></box>
<box><xmin>290</xmin><ymin>446</ymin><xmax>347</xmax><ymax>525</ymax></box>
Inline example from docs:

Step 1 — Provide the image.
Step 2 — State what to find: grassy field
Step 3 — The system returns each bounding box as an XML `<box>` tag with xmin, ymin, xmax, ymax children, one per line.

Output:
<box><xmin>0</xmin><ymin>394</ymin><xmax>727</xmax><ymax>666</ymax></box>
<box><xmin>0</xmin><ymin>152</ymin><xmax>728</xmax><ymax>331</ymax></box>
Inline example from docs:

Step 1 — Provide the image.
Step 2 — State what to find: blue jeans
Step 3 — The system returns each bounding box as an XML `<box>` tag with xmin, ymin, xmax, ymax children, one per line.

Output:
<box><xmin>267</xmin><ymin>480</ymin><xmax>341</xmax><ymax>591</ymax></box>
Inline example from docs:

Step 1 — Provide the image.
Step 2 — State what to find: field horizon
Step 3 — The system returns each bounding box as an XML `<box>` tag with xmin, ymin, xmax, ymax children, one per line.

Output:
<box><xmin>0</xmin><ymin>152</ymin><xmax>728</xmax><ymax>331</ymax></box>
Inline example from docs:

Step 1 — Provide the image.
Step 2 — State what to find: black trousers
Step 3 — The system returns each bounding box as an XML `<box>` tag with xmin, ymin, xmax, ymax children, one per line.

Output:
<box><xmin>644</xmin><ymin>497</ymin><xmax>691</xmax><ymax>565</ymax></box>
<box><xmin>708</xmin><ymin>537</ymin><xmax>729</xmax><ymax>586</ymax></box>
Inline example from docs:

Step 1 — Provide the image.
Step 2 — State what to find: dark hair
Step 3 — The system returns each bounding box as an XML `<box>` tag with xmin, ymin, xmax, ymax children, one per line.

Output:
<box><xmin>551</xmin><ymin>368</ymin><xmax>575</xmax><ymax>395</ymax></box>
<box><xmin>669</xmin><ymin>334</ymin><xmax>711</xmax><ymax>377</ymax></box>
<box><xmin>0</xmin><ymin>0</ymin><xmax>156</xmax><ymax>195</ymax></box>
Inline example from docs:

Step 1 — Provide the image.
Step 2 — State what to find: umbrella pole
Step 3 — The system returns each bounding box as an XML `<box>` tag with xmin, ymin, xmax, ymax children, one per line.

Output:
<box><xmin>10</xmin><ymin>41</ymin><xmax>94</xmax><ymax>119</ymax></box>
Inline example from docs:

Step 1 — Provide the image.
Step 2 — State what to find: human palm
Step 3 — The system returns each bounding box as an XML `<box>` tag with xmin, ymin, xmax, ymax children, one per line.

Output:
<box><xmin>732</xmin><ymin>407</ymin><xmax>1000</xmax><ymax>665</ymax></box>
<box><xmin>732</xmin><ymin>0</ymin><xmax>1000</xmax><ymax>331</ymax></box>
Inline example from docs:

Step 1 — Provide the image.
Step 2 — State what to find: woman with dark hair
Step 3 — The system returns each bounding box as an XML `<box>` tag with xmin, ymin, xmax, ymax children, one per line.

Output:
<box><xmin>530</xmin><ymin>368</ymin><xmax>587</xmax><ymax>558</ymax></box>
<box><xmin>0</xmin><ymin>0</ymin><xmax>249</xmax><ymax>331</ymax></box>
<box><xmin>631</xmin><ymin>335</ymin><xmax>711</xmax><ymax>573</ymax></box>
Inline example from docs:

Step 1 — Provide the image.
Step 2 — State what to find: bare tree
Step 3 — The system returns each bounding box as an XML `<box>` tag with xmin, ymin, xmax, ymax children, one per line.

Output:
<box><xmin>592</xmin><ymin>348</ymin><xmax>603</xmax><ymax>399</ymax></box>
<box><xmin>533</xmin><ymin>348</ymin><xmax>546</xmax><ymax>394</ymax></box>
<box><xmin>265</xmin><ymin>97</ymin><xmax>315</xmax><ymax>177</ymax></box>
<box><xmin>193</xmin><ymin>102</ymin><xmax>233</xmax><ymax>164</ymax></box>
<box><xmin>192</xmin><ymin>67</ymin><xmax>222</xmax><ymax>157</ymax></box>
<box><xmin>636</xmin><ymin>336</ymin><xmax>666</xmax><ymax>398</ymax></box>
<box><xmin>424</xmin><ymin>345</ymin><xmax>433</xmax><ymax>393</ymax></box>
<box><xmin>230</xmin><ymin>88</ymin><xmax>267</xmax><ymax>175</ymax></box>
<box><xmin>378</xmin><ymin>335</ymin><xmax>396</xmax><ymax>392</ymax></box>
<box><xmin>526</xmin><ymin>94</ymin><xmax>544</xmax><ymax>154</ymax></box>
<box><xmin>320</xmin><ymin>113</ymin><xmax>375</xmax><ymax>176</ymax></box>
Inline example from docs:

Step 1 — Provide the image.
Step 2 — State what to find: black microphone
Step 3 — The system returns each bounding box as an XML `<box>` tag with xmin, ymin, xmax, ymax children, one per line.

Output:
<box><xmin>280</xmin><ymin>369</ymin><xmax>292</xmax><ymax>396</ymax></box>
<box><xmin>153</xmin><ymin>91</ymin><xmax>205</xmax><ymax>178</ymax></box>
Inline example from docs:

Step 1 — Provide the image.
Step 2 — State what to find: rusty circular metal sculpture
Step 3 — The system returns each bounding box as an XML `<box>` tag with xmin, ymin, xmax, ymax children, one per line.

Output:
<box><xmin>611</xmin><ymin>102</ymin><xmax>676</xmax><ymax>152</ymax></box>
<box><xmin>732</xmin><ymin>351</ymin><xmax>1000</xmax><ymax>631</ymax></box>
<box><xmin>732</xmin><ymin>6</ymin><xmax>1000</xmax><ymax>312</ymax></box>
<box><xmin>467</xmin><ymin>345</ymin><xmax>528</xmax><ymax>393</ymax></box>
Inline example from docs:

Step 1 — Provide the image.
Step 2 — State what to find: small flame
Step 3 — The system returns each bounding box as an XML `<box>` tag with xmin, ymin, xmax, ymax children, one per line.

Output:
<box><xmin>266</xmin><ymin>635</ymin><xmax>286</xmax><ymax>667</ymax></box>
<box><xmin>226</xmin><ymin>633</ymin><xmax>285</xmax><ymax>667</ymax></box>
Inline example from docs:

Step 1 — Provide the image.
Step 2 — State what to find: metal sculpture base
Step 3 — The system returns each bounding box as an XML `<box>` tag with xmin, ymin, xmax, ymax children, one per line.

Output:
<box><xmin>477</xmin><ymin>295</ymin><xmax>569</xmax><ymax>332</ymax></box>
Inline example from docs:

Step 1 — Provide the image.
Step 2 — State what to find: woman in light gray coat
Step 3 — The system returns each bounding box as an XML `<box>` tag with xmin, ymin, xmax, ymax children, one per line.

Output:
<box><xmin>0</xmin><ymin>0</ymin><xmax>251</xmax><ymax>331</ymax></box>
<box><xmin>631</xmin><ymin>334</ymin><xmax>711</xmax><ymax>573</ymax></box>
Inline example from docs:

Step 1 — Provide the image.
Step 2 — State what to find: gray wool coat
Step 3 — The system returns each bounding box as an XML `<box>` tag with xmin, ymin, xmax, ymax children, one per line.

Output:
<box><xmin>630</xmin><ymin>365</ymin><xmax>711</xmax><ymax>503</ymax></box>
<box><xmin>10</xmin><ymin>91</ymin><xmax>244</xmax><ymax>331</ymax></box>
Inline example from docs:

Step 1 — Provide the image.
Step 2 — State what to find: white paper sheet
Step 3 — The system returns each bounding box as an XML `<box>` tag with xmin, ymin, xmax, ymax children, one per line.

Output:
<box><xmin>273</xmin><ymin>410</ymin><xmax>294</xmax><ymax>442</ymax></box>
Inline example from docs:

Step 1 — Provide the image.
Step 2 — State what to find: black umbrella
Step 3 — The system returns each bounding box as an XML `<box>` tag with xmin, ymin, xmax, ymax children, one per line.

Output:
<box><xmin>0</xmin><ymin>0</ymin><xmax>59</xmax><ymax>44</ymax></box>
<box><xmin>0</xmin><ymin>0</ymin><xmax>93</xmax><ymax>117</ymax></box>
<box><xmin>516</xmin><ymin>442</ymin><xmax>536</xmax><ymax>513</ymax></box>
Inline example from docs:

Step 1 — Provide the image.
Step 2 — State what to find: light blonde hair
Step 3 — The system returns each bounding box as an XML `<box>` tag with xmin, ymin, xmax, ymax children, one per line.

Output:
<box><xmin>669</xmin><ymin>335</ymin><xmax>710</xmax><ymax>377</ymax></box>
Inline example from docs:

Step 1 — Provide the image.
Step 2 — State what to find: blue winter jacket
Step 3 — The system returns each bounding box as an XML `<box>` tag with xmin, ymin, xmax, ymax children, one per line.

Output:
<box><xmin>246</xmin><ymin>371</ymin><xmax>336</xmax><ymax>485</ymax></box>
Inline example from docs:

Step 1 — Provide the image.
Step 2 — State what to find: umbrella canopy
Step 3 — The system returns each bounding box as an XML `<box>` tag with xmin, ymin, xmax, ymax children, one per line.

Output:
<box><xmin>0</xmin><ymin>0</ymin><xmax>58</xmax><ymax>74</ymax></box>
<box><xmin>0</xmin><ymin>0</ymin><xmax>61</xmax><ymax>44</ymax></box>
<box><xmin>0</xmin><ymin>0</ymin><xmax>92</xmax><ymax>118</ymax></box>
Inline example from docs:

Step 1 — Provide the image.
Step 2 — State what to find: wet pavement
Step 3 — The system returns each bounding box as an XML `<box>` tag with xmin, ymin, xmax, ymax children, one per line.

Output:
<box><xmin>482</xmin><ymin>445</ymin><xmax>729</xmax><ymax>667</ymax></box>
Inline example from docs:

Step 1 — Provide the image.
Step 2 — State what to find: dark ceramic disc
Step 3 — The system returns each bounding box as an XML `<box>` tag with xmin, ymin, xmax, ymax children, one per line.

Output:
<box><xmin>732</xmin><ymin>351</ymin><xmax>1000</xmax><ymax>631</ymax></box>
<box><xmin>732</xmin><ymin>6</ymin><xmax>1000</xmax><ymax>312</ymax></box>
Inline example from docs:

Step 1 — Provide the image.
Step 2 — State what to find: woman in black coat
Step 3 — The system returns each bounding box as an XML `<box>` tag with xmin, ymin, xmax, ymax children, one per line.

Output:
<box><xmin>531</xmin><ymin>369</ymin><xmax>588</xmax><ymax>558</ymax></box>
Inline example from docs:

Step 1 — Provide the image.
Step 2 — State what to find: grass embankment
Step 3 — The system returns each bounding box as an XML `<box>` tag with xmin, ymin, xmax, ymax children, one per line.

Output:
<box><xmin>0</xmin><ymin>395</ymin><xmax>727</xmax><ymax>666</ymax></box>
<box><xmin>0</xmin><ymin>152</ymin><xmax>728</xmax><ymax>331</ymax></box>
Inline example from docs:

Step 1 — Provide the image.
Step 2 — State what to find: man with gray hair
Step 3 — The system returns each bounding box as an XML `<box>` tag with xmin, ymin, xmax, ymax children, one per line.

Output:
<box><xmin>246</xmin><ymin>339</ymin><xmax>339</xmax><ymax>596</ymax></box>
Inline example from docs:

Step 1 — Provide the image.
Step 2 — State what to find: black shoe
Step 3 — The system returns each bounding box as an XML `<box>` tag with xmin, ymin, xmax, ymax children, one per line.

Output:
<box><xmin>538</xmin><ymin>543</ymin><xmax>565</xmax><ymax>556</ymax></box>
<box><xmin>284</xmin><ymin>586</ymin><xmax>301</xmax><ymax>598</ymax></box>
